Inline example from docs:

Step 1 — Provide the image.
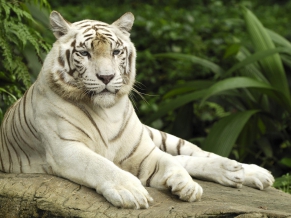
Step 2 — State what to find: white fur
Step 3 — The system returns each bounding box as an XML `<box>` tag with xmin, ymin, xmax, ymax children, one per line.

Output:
<box><xmin>0</xmin><ymin>11</ymin><xmax>274</xmax><ymax>210</ymax></box>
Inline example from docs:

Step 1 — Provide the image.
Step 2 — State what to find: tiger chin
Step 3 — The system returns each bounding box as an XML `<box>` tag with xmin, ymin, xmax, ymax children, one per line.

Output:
<box><xmin>0</xmin><ymin>11</ymin><xmax>274</xmax><ymax>209</ymax></box>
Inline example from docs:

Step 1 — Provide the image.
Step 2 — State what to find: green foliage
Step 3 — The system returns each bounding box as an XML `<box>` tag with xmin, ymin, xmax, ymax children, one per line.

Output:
<box><xmin>147</xmin><ymin>7</ymin><xmax>291</xmax><ymax>179</ymax></box>
<box><xmin>243</xmin><ymin>7</ymin><xmax>290</xmax><ymax>98</ymax></box>
<box><xmin>202</xmin><ymin>110</ymin><xmax>260</xmax><ymax>156</ymax></box>
<box><xmin>274</xmin><ymin>173</ymin><xmax>291</xmax><ymax>194</ymax></box>
<box><xmin>0</xmin><ymin>0</ymin><xmax>51</xmax><ymax>120</ymax></box>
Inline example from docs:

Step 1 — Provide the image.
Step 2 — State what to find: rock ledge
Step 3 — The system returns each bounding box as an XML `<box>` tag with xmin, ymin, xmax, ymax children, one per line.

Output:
<box><xmin>0</xmin><ymin>173</ymin><xmax>290</xmax><ymax>218</ymax></box>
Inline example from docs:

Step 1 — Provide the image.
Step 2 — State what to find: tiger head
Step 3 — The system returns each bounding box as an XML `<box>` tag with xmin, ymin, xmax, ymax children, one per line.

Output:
<box><xmin>46</xmin><ymin>11</ymin><xmax>136</xmax><ymax>108</ymax></box>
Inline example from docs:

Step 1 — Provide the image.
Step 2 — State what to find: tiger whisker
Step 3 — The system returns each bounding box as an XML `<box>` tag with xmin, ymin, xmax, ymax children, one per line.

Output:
<box><xmin>131</xmin><ymin>87</ymin><xmax>149</xmax><ymax>105</ymax></box>
<box><xmin>132</xmin><ymin>83</ymin><xmax>158</xmax><ymax>98</ymax></box>
<box><xmin>134</xmin><ymin>81</ymin><xmax>146</xmax><ymax>89</ymax></box>
<box><xmin>133</xmin><ymin>82</ymin><xmax>158</xmax><ymax>97</ymax></box>
<box><xmin>129</xmin><ymin>92</ymin><xmax>138</xmax><ymax>111</ymax></box>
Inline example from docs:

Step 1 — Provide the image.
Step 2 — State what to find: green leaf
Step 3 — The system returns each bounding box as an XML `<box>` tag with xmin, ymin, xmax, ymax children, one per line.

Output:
<box><xmin>235</xmin><ymin>46</ymin><xmax>269</xmax><ymax>83</ymax></box>
<box><xmin>224</xmin><ymin>47</ymin><xmax>291</xmax><ymax>78</ymax></box>
<box><xmin>280</xmin><ymin>158</ymin><xmax>291</xmax><ymax>168</ymax></box>
<box><xmin>154</xmin><ymin>53</ymin><xmax>225</xmax><ymax>75</ymax></box>
<box><xmin>280</xmin><ymin>54</ymin><xmax>291</xmax><ymax>69</ymax></box>
<box><xmin>274</xmin><ymin>173</ymin><xmax>291</xmax><ymax>189</ymax></box>
<box><xmin>243</xmin><ymin>7</ymin><xmax>291</xmax><ymax>101</ymax></box>
<box><xmin>267</xmin><ymin>28</ymin><xmax>291</xmax><ymax>50</ymax></box>
<box><xmin>257</xmin><ymin>137</ymin><xmax>273</xmax><ymax>158</ymax></box>
<box><xmin>201</xmin><ymin>110</ymin><xmax>260</xmax><ymax>157</ymax></box>
<box><xmin>0</xmin><ymin>34</ymin><xmax>13</xmax><ymax>70</ymax></box>
<box><xmin>200</xmin><ymin>77</ymin><xmax>291</xmax><ymax>112</ymax></box>
<box><xmin>223</xmin><ymin>43</ymin><xmax>241</xmax><ymax>59</ymax></box>
<box><xmin>163</xmin><ymin>80</ymin><xmax>215</xmax><ymax>99</ymax></box>
<box><xmin>163</xmin><ymin>86</ymin><xmax>200</xmax><ymax>99</ymax></box>
<box><xmin>0</xmin><ymin>88</ymin><xmax>17</xmax><ymax>101</ymax></box>
<box><xmin>235</xmin><ymin>47</ymin><xmax>272</xmax><ymax>111</ymax></box>
<box><xmin>145</xmin><ymin>90</ymin><xmax>207</xmax><ymax>124</ymax></box>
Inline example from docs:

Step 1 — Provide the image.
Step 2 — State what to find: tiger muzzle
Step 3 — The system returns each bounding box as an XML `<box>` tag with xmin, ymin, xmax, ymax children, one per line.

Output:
<box><xmin>96</xmin><ymin>74</ymin><xmax>115</xmax><ymax>85</ymax></box>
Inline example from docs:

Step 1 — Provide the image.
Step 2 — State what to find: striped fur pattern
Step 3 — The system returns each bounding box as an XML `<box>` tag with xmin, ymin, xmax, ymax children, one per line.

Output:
<box><xmin>0</xmin><ymin>11</ymin><xmax>274</xmax><ymax>209</ymax></box>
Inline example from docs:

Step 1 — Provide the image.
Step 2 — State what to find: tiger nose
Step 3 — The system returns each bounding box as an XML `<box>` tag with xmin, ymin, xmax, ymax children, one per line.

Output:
<box><xmin>97</xmin><ymin>74</ymin><xmax>115</xmax><ymax>85</ymax></box>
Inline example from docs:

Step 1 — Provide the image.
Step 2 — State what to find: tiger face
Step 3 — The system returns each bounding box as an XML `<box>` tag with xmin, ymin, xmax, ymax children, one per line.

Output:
<box><xmin>48</xmin><ymin>12</ymin><xmax>136</xmax><ymax>108</ymax></box>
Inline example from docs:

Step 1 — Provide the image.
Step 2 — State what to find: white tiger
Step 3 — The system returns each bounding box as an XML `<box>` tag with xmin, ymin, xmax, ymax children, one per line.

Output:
<box><xmin>0</xmin><ymin>11</ymin><xmax>274</xmax><ymax>209</ymax></box>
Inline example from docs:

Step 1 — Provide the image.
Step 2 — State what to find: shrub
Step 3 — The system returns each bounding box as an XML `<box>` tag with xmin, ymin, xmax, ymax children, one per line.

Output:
<box><xmin>0</xmin><ymin>0</ymin><xmax>51</xmax><ymax>120</ymax></box>
<box><xmin>147</xmin><ymin>7</ymin><xmax>291</xmax><ymax>178</ymax></box>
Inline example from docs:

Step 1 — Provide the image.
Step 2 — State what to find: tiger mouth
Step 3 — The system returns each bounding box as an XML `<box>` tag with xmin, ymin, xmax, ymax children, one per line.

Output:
<box><xmin>101</xmin><ymin>88</ymin><xmax>112</xmax><ymax>93</ymax></box>
<box><xmin>87</xmin><ymin>89</ymin><xmax>113</xmax><ymax>97</ymax></box>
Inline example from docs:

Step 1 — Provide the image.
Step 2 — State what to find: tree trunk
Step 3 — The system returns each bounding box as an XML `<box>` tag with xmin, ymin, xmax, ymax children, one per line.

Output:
<box><xmin>0</xmin><ymin>172</ymin><xmax>290</xmax><ymax>218</ymax></box>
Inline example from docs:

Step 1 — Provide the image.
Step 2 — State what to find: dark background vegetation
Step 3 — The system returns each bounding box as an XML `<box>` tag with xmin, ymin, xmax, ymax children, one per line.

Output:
<box><xmin>1</xmin><ymin>0</ymin><xmax>291</xmax><ymax>192</ymax></box>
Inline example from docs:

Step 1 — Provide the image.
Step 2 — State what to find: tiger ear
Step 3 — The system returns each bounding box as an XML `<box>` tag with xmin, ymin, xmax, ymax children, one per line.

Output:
<box><xmin>50</xmin><ymin>11</ymin><xmax>71</xmax><ymax>39</ymax></box>
<box><xmin>112</xmin><ymin>12</ymin><xmax>134</xmax><ymax>34</ymax></box>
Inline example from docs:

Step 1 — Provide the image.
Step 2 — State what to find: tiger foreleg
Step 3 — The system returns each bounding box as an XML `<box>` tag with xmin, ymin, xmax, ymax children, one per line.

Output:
<box><xmin>174</xmin><ymin>155</ymin><xmax>244</xmax><ymax>188</ymax></box>
<box><xmin>137</xmin><ymin>148</ymin><xmax>203</xmax><ymax>202</ymax></box>
<box><xmin>145</xmin><ymin>126</ymin><xmax>274</xmax><ymax>189</ymax></box>
<box><xmin>46</xmin><ymin>142</ymin><xmax>152</xmax><ymax>209</ymax></box>
<box><xmin>174</xmin><ymin>155</ymin><xmax>274</xmax><ymax>190</ymax></box>
<box><xmin>145</xmin><ymin>125</ymin><xmax>219</xmax><ymax>157</ymax></box>
<box><xmin>97</xmin><ymin>169</ymin><xmax>153</xmax><ymax>209</ymax></box>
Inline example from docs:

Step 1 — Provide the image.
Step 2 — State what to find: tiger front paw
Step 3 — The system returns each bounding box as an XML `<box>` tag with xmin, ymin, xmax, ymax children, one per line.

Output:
<box><xmin>242</xmin><ymin>164</ymin><xmax>274</xmax><ymax>190</ymax></box>
<box><xmin>165</xmin><ymin>169</ymin><xmax>203</xmax><ymax>202</ymax></box>
<box><xmin>96</xmin><ymin>171</ymin><xmax>153</xmax><ymax>209</ymax></box>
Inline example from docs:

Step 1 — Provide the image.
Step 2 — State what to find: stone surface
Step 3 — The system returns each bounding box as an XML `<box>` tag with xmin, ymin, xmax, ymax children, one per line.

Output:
<box><xmin>0</xmin><ymin>172</ymin><xmax>290</xmax><ymax>218</ymax></box>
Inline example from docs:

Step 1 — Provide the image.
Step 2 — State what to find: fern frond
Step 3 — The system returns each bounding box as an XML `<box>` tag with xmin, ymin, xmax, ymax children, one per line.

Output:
<box><xmin>25</xmin><ymin>0</ymin><xmax>51</xmax><ymax>10</ymax></box>
<box><xmin>33</xmin><ymin>30</ymin><xmax>51</xmax><ymax>53</ymax></box>
<box><xmin>11</xmin><ymin>4</ymin><xmax>35</xmax><ymax>21</ymax></box>
<box><xmin>0</xmin><ymin>35</ymin><xmax>14</xmax><ymax>71</ymax></box>
<box><xmin>24</xmin><ymin>30</ymin><xmax>40</xmax><ymax>51</ymax></box>
<box><xmin>5</xmin><ymin>33</ymin><xmax>20</xmax><ymax>47</ymax></box>
<box><xmin>13</xmin><ymin>57</ymin><xmax>31</xmax><ymax>88</ymax></box>
<box><xmin>3</xmin><ymin>56</ymin><xmax>31</xmax><ymax>88</ymax></box>
<box><xmin>0</xmin><ymin>87</ymin><xmax>17</xmax><ymax>101</ymax></box>
<box><xmin>0</xmin><ymin>0</ymin><xmax>12</xmax><ymax>19</ymax></box>
<box><xmin>0</xmin><ymin>0</ymin><xmax>51</xmax><ymax>114</ymax></box>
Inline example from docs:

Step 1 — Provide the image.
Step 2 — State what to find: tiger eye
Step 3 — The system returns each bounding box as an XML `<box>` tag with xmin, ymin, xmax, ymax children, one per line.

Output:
<box><xmin>79</xmin><ymin>51</ymin><xmax>90</xmax><ymax>57</ymax></box>
<box><xmin>113</xmin><ymin>50</ymin><xmax>120</xmax><ymax>56</ymax></box>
